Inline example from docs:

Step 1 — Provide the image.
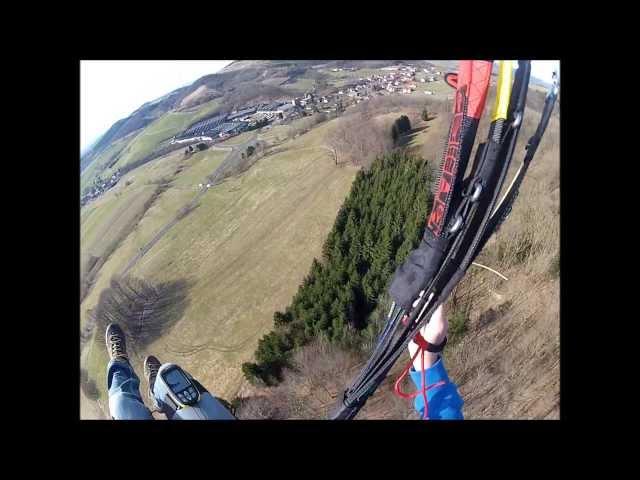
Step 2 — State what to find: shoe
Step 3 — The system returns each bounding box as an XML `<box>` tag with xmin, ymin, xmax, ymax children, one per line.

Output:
<box><xmin>105</xmin><ymin>324</ymin><xmax>129</xmax><ymax>363</ymax></box>
<box><xmin>144</xmin><ymin>355</ymin><xmax>162</xmax><ymax>399</ymax></box>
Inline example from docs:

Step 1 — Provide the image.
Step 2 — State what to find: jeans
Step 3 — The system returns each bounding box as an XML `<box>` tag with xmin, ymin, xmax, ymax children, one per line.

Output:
<box><xmin>107</xmin><ymin>359</ymin><xmax>153</xmax><ymax>420</ymax></box>
<box><xmin>106</xmin><ymin>359</ymin><xmax>236</xmax><ymax>420</ymax></box>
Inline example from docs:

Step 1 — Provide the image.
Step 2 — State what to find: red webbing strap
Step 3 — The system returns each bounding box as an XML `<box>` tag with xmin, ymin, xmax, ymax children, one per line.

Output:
<box><xmin>393</xmin><ymin>332</ymin><xmax>446</xmax><ymax>420</ymax></box>
<box><xmin>427</xmin><ymin>61</ymin><xmax>472</xmax><ymax>237</ymax></box>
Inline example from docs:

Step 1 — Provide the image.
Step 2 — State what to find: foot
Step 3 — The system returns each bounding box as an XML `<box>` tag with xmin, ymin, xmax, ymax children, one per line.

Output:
<box><xmin>105</xmin><ymin>324</ymin><xmax>129</xmax><ymax>363</ymax></box>
<box><xmin>144</xmin><ymin>355</ymin><xmax>161</xmax><ymax>399</ymax></box>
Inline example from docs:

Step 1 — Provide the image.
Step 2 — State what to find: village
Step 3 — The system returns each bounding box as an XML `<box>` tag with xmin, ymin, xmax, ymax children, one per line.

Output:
<box><xmin>81</xmin><ymin>63</ymin><xmax>444</xmax><ymax>207</ymax></box>
<box><xmin>81</xmin><ymin>169</ymin><xmax>122</xmax><ymax>206</ymax></box>
<box><xmin>170</xmin><ymin>64</ymin><xmax>443</xmax><ymax>147</ymax></box>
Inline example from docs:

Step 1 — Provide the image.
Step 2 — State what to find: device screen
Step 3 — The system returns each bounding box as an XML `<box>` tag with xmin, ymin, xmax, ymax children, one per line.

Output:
<box><xmin>164</xmin><ymin>368</ymin><xmax>191</xmax><ymax>392</ymax></box>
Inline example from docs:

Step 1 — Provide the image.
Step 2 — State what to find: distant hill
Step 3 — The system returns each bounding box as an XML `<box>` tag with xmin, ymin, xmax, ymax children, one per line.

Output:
<box><xmin>83</xmin><ymin>60</ymin><xmax>418</xmax><ymax>161</ymax></box>
<box><xmin>82</xmin><ymin>63</ymin><xmax>294</xmax><ymax>164</ymax></box>
<box><xmin>82</xmin><ymin>60</ymin><xmax>555</xmax><ymax>174</ymax></box>
<box><xmin>82</xmin><ymin>87</ymin><xmax>188</xmax><ymax>165</ymax></box>
<box><xmin>178</xmin><ymin>85</ymin><xmax>221</xmax><ymax>109</ymax></box>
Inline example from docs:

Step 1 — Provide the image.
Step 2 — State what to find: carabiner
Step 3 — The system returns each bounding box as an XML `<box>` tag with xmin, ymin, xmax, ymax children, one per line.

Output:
<box><xmin>448</xmin><ymin>215</ymin><xmax>463</xmax><ymax>234</ymax></box>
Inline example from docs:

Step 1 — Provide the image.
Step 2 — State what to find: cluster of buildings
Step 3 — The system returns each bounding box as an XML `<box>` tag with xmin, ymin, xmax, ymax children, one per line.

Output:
<box><xmin>173</xmin><ymin>113</ymin><xmax>246</xmax><ymax>142</ymax></box>
<box><xmin>361</xmin><ymin>65</ymin><xmax>421</xmax><ymax>95</ymax></box>
<box><xmin>171</xmin><ymin>100</ymin><xmax>306</xmax><ymax>145</ymax></box>
<box><xmin>421</xmin><ymin>64</ymin><xmax>442</xmax><ymax>82</ymax></box>
<box><xmin>291</xmin><ymin>92</ymin><xmax>345</xmax><ymax>115</ymax></box>
<box><xmin>324</xmin><ymin>64</ymin><xmax>440</xmax><ymax>100</ymax></box>
<box><xmin>81</xmin><ymin>169</ymin><xmax>122</xmax><ymax>206</ymax></box>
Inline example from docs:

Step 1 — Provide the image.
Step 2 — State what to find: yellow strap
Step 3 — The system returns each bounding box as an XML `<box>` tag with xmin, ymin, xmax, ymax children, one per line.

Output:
<box><xmin>491</xmin><ymin>60</ymin><xmax>514</xmax><ymax>122</ymax></box>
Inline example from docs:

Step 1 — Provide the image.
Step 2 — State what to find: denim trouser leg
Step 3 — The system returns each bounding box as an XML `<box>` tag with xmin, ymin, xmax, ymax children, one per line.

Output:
<box><xmin>107</xmin><ymin>359</ymin><xmax>153</xmax><ymax>420</ymax></box>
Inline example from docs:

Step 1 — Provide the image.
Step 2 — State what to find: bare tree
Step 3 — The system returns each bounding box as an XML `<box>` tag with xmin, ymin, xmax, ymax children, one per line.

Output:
<box><xmin>327</xmin><ymin>113</ymin><xmax>393</xmax><ymax>168</ymax></box>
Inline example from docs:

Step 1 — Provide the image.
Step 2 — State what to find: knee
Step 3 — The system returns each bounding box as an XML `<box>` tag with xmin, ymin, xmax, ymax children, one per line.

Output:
<box><xmin>109</xmin><ymin>392</ymin><xmax>152</xmax><ymax>420</ymax></box>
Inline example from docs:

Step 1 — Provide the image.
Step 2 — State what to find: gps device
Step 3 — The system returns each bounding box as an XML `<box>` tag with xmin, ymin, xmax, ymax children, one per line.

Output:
<box><xmin>158</xmin><ymin>364</ymin><xmax>201</xmax><ymax>407</ymax></box>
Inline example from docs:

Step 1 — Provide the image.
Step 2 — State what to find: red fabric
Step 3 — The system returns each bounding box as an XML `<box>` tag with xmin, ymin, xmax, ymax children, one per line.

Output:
<box><xmin>413</xmin><ymin>331</ymin><xmax>430</xmax><ymax>350</ymax></box>
<box><xmin>466</xmin><ymin>60</ymin><xmax>493</xmax><ymax>120</ymax></box>
<box><xmin>443</xmin><ymin>60</ymin><xmax>493</xmax><ymax>120</ymax></box>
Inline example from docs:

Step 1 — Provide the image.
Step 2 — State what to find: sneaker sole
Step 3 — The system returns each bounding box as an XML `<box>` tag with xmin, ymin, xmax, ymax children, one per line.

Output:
<box><xmin>144</xmin><ymin>355</ymin><xmax>161</xmax><ymax>400</ymax></box>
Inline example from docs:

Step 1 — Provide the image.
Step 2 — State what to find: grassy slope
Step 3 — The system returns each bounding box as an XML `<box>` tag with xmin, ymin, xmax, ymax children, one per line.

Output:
<box><xmin>281</xmin><ymin>77</ymin><xmax>316</xmax><ymax>92</ymax></box>
<box><xmin>217</xmin><ymin>130</ymin><xmax>257</xmax><ymax>147</ymax></box>
<box><xmin>80</xmin><ymin>105</ymin><xmax>232</xmax><ymax>306</ymax></box>
<box><xmin>444</xmin><ymin>110</ymin><xmax>560</xmax><ymax>419</ymax></box>
<box><xmin>320</xmin><ymin>68</ymin><xmax>382</xmax><ymax>88</ymax></box>
<box><xmin>79</xmin><ymin>149</ymin><xmax>184</xmax><ymax>293</ymax></box>
<box><xmin>81</xmin><ymin>119</ymin><xmax>358</xmax><ymax>416</ymax></box>
<box><xmin>111</xmin><ymin>99</ymin><xmax>221</xmax><ymax>170</ymax></box>
<box><xmin>413</xmin><ymin>78</ymin><xmax>451</xmax><ymax>97</ymax></box>
<box><xmin>80</xmin><ymin>185</ymin><xmax>158</xmax><ymax>280</ymax></box>
<box><xmin>234</xmin><ymin>95</ymin><xmax>560</xmax><ymax>420</ymax></box>
<box><xmin>80</xmin><ymin>149</ymin><xmax>216</xmax><ymax>411</ymax></box>
<box><xmin>171</xmin><ymin>149</ymin><xmax>228</xmax><ymax>187</ymax></box>
<box><xmin>80</xmin><ymin>150</ymin><xmax>189</xmax><ymax>327</ymax></box>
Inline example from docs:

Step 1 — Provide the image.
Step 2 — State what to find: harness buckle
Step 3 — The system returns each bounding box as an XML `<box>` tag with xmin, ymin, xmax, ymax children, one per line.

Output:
<box><xmin>447</xmin><ymin>215</ymin><xmax>463</xmax><ymax>234</ymax></box>
<box><xmin>470</xmin><ymin>182</ymin><xmax>482</xmax><ymax>202</ymax></box>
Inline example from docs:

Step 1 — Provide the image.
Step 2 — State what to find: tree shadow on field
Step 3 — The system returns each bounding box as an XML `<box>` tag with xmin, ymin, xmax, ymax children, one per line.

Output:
<box><xmin>410</xmin><ymin>125</ymin><xmax>430</xmax><ymax>134</ymax></box>
<box><xmin>396</xmin><ymin>125</ymin><xmax>430</xmax><ymax>149</ymax></box>
<box><xmin>93</xmin><ymin>276</ymin><xmax>192</xmax><ymax>355</ymax></box>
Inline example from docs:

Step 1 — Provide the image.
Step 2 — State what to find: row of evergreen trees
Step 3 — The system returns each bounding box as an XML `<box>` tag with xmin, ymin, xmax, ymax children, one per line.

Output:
<box><xmin>242</xmin><ymin>151</ymin><xmax>434</xmax><ymax>386</ymax></box>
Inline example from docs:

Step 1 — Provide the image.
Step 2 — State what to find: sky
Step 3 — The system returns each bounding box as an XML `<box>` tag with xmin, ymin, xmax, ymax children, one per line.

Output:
<box><xmin>80</xmin><ymin>59</ymin><xmax>559</xmax><ymax>153</ymax></box>
<box><xmin>529</xmin><ymin>60</ymin><xmax>560</xmax><ymax>84</ymax></box>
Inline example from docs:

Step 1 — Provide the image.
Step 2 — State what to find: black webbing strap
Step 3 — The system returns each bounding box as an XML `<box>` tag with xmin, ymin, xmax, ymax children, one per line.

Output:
<box><xmin>473</xmin><ymin>82</ymin><xmax>558</xmax><ymax>256</ymax></box>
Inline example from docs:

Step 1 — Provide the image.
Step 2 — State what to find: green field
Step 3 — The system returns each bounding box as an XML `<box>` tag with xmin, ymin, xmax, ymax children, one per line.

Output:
<box><xmin>80</xmin><ymin>150</ymin><xmax>188</xmax><ymax>322</ymax></box>
<box><xmin>80</xmin><ymin>119</ymin><xmax>358</xmax><ymax>416</ymax></box>
<box><xmin>170</xmin><ymin>149</ymin><xmax>228</xmax><ymax>187</ymax></box>
<box><xmin>320</xmin><ymin>68</ymin><xmax>389</xmax><ymax>88</ymax></box>
<box><xmin>281</xmin><ymin>77</ymin><xmax>316</xmax><ymax>92</ymax></box>
<box><xmin>110</xmin><ymin>99</ymin><xmax>222</xmax><ymax>171</ymax></box>
<box><xmin>81</xmin><ymin>184</ymin><xmax>157</xmax><ymax>264</ymax></box>
<box><xmin>217</xmin><ymin>130</ymin><xmax>257</xmax><ymax>147</ymax></box>
<box><xmin>413</xmin><ymin>78</ymin><xmax>451</xmax><ymax>97</ymax></box>
<box><xmin>81</xmin><ymin>99</ymin><xmax>225</xmax><ymax>194</ymax></box>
